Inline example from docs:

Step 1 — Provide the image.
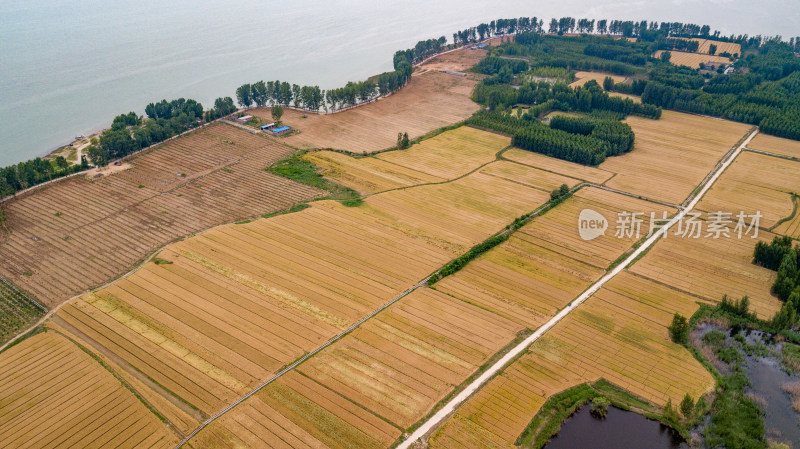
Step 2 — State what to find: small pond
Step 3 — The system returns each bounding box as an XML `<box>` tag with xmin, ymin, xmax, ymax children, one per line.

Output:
<box><xmin>543</xmin><ymin>404</ymin><xmax>688</xmax><ymax>449</ymax></box>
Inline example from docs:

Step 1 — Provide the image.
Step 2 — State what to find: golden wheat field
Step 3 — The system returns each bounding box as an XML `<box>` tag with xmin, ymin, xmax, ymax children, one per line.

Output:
<box><xmin>303</xmin><ymin>127</ymin><xmax>510</xmax><ymax>194</ymax></box>
<box><xmin>749</xmin><ymin>133</ymin><xmax>800</xmax><ymax>158</ymax></box>
<box><xmin>4</xmin><ymin>144</ymin><xmax>567</xmax><ymax>446</ymax></box>
<box><xmin>686</xmin><ymin>38</ymin><xmax>742</xmax><ymax>56</ymax></box>
<box><xmin>303</xmin><ymin>151</ymin><xmax>441</xmax><ymax>194</ymax></box>
<box><xmin>514</xmin><ymin>187</ymin><xmax>675</xmax><ymax>269</ymax></box>
<box><xmin>569</xmin><ymin>71</ymin><xmax>626</xmax><ymax>88</ymax></box>
<box><xmin>430</xmin><ymin>186</ymin><xmax>675</xmax><ymax>331</ymax></box>
<box><xmin>358</xmin><ymin>162</ymin><xmax>562</xmax><ymax>253</ymax></box>
<box><xmin>503</xmin><ymin>148</ymin><xmax>615</xmax><ymax>184</ymax></box>
<box><xmin>374</xmin><ymin>126</ymin><xmax>509</xmax><ymax>179</ymax></box>
<box><xmin>187</xmin><ymin>288</ymin><xmax>524</xmax><ymax>448</ymax></box>
<box><xmin>52</xmin><ymin>198</ymin><xmax>467</xmax><ymax>419</ymax></box>
<box><xmin>601</xmin><ymin>111</ymin><xmax>752</xmax><ymax>204</ymax></box>
<box><xmin>653</xmin><ymin>50</ymin><xmax>731</xmax><ymax>69</ymax></box>
<box><xmin>434</xmin><ymin>230</ymin><xmax>604</xmax><ymax>328</ymax></box>
<box><xmin>0</xmin><ymin>331</ymin><xmax>176</xmax><ymax>449</ymax></box>
<box><xmin>698</xmin><ymin>151</ymin><xmax>800</xmax><ymax>234</ymax></box>
<box><xmin>428</xmin><ymin>272</ymin><xmax>714</xmax><ymax>449</ymax></box>
<box><xmin>630</xmin><ymin>226</ymin><xmax>782</xmax><ymax>319</ymax></box>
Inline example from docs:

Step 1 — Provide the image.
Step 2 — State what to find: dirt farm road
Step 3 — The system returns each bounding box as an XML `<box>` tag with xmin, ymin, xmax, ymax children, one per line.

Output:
<box><xmin>396</xmin><ymin>128</ymin><xmax>759</xmax><ymax>448</ymax></box>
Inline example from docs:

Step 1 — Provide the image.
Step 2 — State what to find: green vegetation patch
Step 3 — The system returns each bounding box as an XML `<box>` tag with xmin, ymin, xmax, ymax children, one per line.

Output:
<box><xmin>0</xmin><ymin>279</ymin><xmax>46</xmax><ymax>345</ymax></box>
<box><xmin>268</xmin><ymin>153</ymin><xmax>362</xmax><ymax>206</ymax></box>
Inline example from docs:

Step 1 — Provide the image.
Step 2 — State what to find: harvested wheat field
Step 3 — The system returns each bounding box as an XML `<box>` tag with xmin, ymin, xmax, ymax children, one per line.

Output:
<box><xmin>303</xmin><ymin>126</ymin><xmax>510</xmax><ymax>194</ymax></box>
<box><xmin>0</xmin><ymin>330</ymin><xmax>176</xmax><ymax>449</ymax></box>
<box><xmin>601</xmin><ymin>111</ymin><xmax>752</xmax><ymax>204</ymax></box>
<box><xmin>359</xmin><ymin>162</ymin><xmax>562</xmax><ymax>253</ymax></box>
<box><xmin>512</xmin><ymin>187</ymin><xmax>676</xmax><ymax>269</ymax></box>
<box><xmin>302</xmin><ymin>151</ymin><xmax>442</xmax><ymax>194</ymax></box>
<box><xmin>29</xmin><ymin>159</ymin><xmax>561</xmax><ymax>436</ymax></box>
<box><xmin>434</xmin><ymin>230</ymin><xmax>605</xmax><ymax>328</ymax></box>
<box><xmin>686</xmin><ymin>38</ymin><xmax>742</xmax><ymax>56</ymax></box>
<box><xmin>187</xmin><ymin>288</ymin><xmax>524</xmax><ymax>448</ymax></box>
<box><xmin>630</xmin><ymin>225</ymin><xmax>782</xmax><ymax>319</ymax></box>
<box><xmin>654</xmin><ymin>50</ymin><xmax>731</xmax><ymax>69</ymax></box>
<box><xmin>431</xmin><ymin>187</ymin><xmax>674</xmax><ymax>328</ymax></box>
<box><xmin>569</xmin><ymin>71</ymin><xmax>626</xmax><ymax>88</ymax></box>
<box><xmin>428</xmin><ymin>272</ymin><xmax>713</xmax><ymax>449</ymax></box>
<box><xmin>698</xmin><ymin>151</ymin><xmax>800</xmax><ymax>233</ymax></box>
<box><xmin>374</xmin><ymin>126</ymin><xmax>509</xmax><ymax>179</ymax></box>
<box><xmin>749</xmin><ymin>133</ymin><xmax>800</xmax><ymax>158</ymax></box>
<box><xmin>251</xmin><ymin>71</ymin><xmax>479</xmax><ymax>154</ymax></box>
<box><xmin>504</xmin><ymin>148</ymin><xmax>615</xmax><ymax>184</ymax></box>
<box><xmin>416</xmin><ymin>46</ymin><xmax>488</xmax><ymax>72</ymax></box>
<box><xmin>52</xmin><ymin>198</ymin><xmax>465</xmax><ymax>419</ymax></box>
<box><xmin>0</xmin><ymin>123</ymin><xmax>322</xmax><ymax>310</ymax></box>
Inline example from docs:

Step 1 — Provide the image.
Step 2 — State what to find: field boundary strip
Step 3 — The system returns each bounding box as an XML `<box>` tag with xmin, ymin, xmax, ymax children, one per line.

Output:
<box><xmin>395</xmin><ymin>128</ymin><xmax>759</xmax><ymax>448</ymax></box>
<box><xmin>745</xmin><ymin>147</ymin><xmax>800</xmax><ymax>163</ymax></box>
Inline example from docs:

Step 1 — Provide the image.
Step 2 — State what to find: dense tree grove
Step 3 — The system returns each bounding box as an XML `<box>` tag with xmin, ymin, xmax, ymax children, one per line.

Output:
<box><xmin>497</xmin><ymin>34</ymin><xmax>642</xmax><ymax>76</ymax></box>
<box><xmin>640</xmin><ymin>69</ymin><xmax>800</xmax><ymax>139</ymax></box>
<box><xmin>550</xmin><ymin>115</ymin><xmax>634</xmax><ymax>155</ymax></box>
<box><xmin>754</xmin><ymin>236</ymin><xmax>800</xmax><ymax>303</ymax></box>
<box><xmin>752</xmin><ymin>237</ymin><xmax>800</xmax><ymax>328</ymax></box>
<box><xmin>204</xmin><ymin>97</ymin><xmax>237</xmax><ymax>121</ymax></box>
<box><xmin>232</xmin><ymin>37</ymin><xmax>447</xmax><ymax>113</ymax></box>
<box><xmin>86</xmin><ymin>98</ymin><xmax>205</xmax><ymax>166</ymax></box>
<box><xmin>474</xmin><ymin>79</ymin><xmax>660</xmax><ymax>119</ymax></box>
<box><xmin>584</xmin><ymin>43</ymin><xmax>647</xmax><ymax>66</ymax></box>
<box><xmin>0</xmin><ymin>156</ymin><xmax>88</xmax><ymax>197</ymax></box>
<box><xmin>474</xmin><ymin>56</ymin><xmax>529</xmax><ymax>76</ymax></box>
<box><xmin>648</xmin><ymin>64</ymin><xmax>705</xmax><ymax>89</ymax></box>
<box><xmin>467</xmin><ymin>111</ymin><xmax>624</xmax><ymax>165</ymax></box>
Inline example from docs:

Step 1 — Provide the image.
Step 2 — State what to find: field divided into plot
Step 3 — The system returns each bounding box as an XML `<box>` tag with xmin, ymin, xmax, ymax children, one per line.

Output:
<box><xmin>503</xmin><ymin>148</ymin><xmax>615</xmax><ymax>184</ymax></box>
<box><xmin>53</xmin><ymin>198</ymin><xmax>461</xmax><ymax>419</ymax></box>
<box><xmin>431</xmin><ymin>187</ymin><xmax>673</xmax><ymax>332</ymax></box>
<box><xmin>188</xmin><ymin>288</ymin><xmax>524</xmax><ymax>449</ymax></box>
<box><xmin>303</xmin><ymin>126</ymin><xmax>510</xmax><ymax>194</ymax></box>
<box><xmin>630</xmin><ymin>225</ymin><xmax>781</xmax><ymax>319</ymax></box>
<box><xmin>9</xmin><ymin>136</ymin><xmax>571</xmax><ymax>448</ymax></box>
<box><xmin>601</xmin><ymin>111</ymin><xmax>752</xmax><ymax>204</ymax></box>
<box><xmin>0</xmin><ymin>331</ymin><xmax>176</xmax><ymax>449</ymax></box>
<box><xmin>0</xmin><ymin>123</ymin><xmax>322</xmax><ymax>309</ymax></box>
<box><xmin>428</xmin><ymin>272</ymin><xmax>714</xmax><ymax>449</ymax></box>
<box><xmin>699</xmin><ymin>151</ymin><xmax>800</xmax><ymax>234</ymax></box>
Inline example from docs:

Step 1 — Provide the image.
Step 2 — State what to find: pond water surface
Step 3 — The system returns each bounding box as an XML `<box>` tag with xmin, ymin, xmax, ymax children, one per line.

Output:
<box><xmin>544</xmin><ymin>404</ymin><xmax>688</xmax><ymax>449</ymax></box>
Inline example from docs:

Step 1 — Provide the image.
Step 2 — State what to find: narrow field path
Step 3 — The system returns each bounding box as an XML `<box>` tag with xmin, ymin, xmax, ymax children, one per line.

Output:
<box><xmin>744</xmin><ymin>147</ymin><xmax>800</xmax><ymax>163</ymax></box>
<box><xmin>395</xmin><ymin>128</ymin><xmax>759</xmax><ymax>448</ymax></box>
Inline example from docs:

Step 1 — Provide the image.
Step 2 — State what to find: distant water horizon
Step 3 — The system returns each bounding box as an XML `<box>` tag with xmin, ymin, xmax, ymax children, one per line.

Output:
<box><xmin>1</xmin><ymin>0</ymin><xmax>798</xmax><ymax>166</ymax></box>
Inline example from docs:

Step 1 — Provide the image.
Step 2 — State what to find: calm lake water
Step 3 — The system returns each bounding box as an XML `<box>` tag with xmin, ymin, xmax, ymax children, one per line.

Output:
<box><xmin>544</xmin><ymin>404</ymin><xmax>689</xmax><ymax>449</ymax></box>
<box><xmin>1</xmin><ymin>0</ymin><xmax>798</xmax><ymax>166</ymax></box>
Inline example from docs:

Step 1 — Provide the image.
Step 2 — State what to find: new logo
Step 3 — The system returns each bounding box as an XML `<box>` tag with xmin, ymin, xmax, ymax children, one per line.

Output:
<box><xmin>578</xmin><ymin>209</ymin><xmax>608</xmax><ymax>241</ymax></box>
